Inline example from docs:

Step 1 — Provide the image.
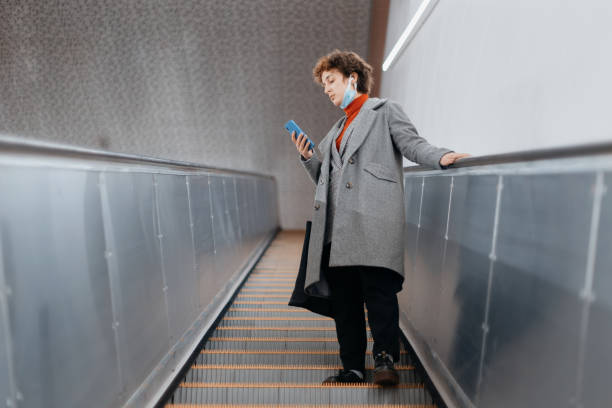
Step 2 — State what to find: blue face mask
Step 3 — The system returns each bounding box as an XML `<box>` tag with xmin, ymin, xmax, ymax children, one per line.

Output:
<box><xmin>340</xmin><ymin>77</ymin><xmax>357</xmax><ymax>109</ymax></box>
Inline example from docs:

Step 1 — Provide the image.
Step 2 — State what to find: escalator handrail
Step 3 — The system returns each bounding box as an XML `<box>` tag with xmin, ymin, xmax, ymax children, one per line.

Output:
<box><xmin>0</xmin><ymin>133</ymin><xmax>274</xmax><ymax>179</ymax></box>
<box><xmin>404</xmin><ymin>140</ymin><xmax>612</xmax><ymax>173</ymax></box>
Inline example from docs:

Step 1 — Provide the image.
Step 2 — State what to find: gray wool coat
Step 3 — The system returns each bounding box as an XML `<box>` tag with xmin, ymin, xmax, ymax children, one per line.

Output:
<box><xmin>298</xmin><ymin>97</ymin><xmax>452</xmax><ymax>297</ymax></box>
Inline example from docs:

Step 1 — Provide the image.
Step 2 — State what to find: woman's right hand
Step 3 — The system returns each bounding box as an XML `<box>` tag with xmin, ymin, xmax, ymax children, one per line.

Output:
<box><xmin>291</xmin><ymin>131</ymin><xmax>314</xmax><ymax>160</ymax></box>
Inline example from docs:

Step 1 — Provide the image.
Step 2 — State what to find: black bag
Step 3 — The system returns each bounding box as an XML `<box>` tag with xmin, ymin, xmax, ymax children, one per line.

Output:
<box><xmin>288</xmin><ymin>221</ymin><xmax>333</xmax><ymax>317</ymax></box>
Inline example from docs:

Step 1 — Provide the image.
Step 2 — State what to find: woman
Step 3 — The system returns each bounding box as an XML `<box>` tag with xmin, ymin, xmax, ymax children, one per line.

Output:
<box><xmin>290</xmin><ymin>50</ymin><xmax>469</xmax><ymax>386</ymax></box>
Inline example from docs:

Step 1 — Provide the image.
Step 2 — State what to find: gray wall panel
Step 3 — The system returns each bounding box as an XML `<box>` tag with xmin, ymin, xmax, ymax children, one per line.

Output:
<box><xmin>585</xmin><ymin>172</ymin><xmax>612</xmax><ymax>406</ymax></box>
<box><xmin>438</xmin><ymin>175</ymin><xmax>498</xmax><ymax>400</ymax></box>
<box><xmin>0</xmin><ymin>142</ymin><xmax>278</xmax><ymax>407</ymax></box>
<box><xmin>209</xmin><ymin>175</ymin><xmax>232</xmax><ymax>277</ymax></box>
<box><xmin>236</xmin><ymin>177</ymin><xmax>254</xmax><ymax>256</ymax></box>
<box><xmin>156</xmin><ymin>174</ymin><xmax>199</xmax><ymax>342</ymax></box>
<box><xmin>410</xmin><ymin>177</ymin><xmax>451</xmax><ymax>347</ymax></box>
<box><xmin>102</xmin><ymin>172</ymin><xmax>170</xmax><ymax>397</ymax></box>
<box><xmin>0</xmin><ymin>168</ymin><xmax>119</xmax><ymax>408</ymax></box>
<box><xmin>0</xmin><ymin>291</ymin><xmax>10</xmax><ymax>406</ymax></box>
<box><xmin>402</xmin><ymin>164</ymin><xmax>611</xmax><ymax>407</ymax></box>
<box><xmin>401</xmin><ymin>177</ymin><xmax>423</xmax><ymax>318</ymax></box>
<box><xmin>494</xmin><ymin>174</ymin><xmax>594</xmax><ymax>293</ymax></box>
<box><xmin>187</xmin><ymin>175</ymin><xmax>216</xmax><ymax>311</ymax></box>
<box><xmin>479</xmin><ymin>174</ymin><xmax>594</xmax><ymax>406</ymax></box>
<box><xmin>223</xmin><ymin>176</ymin><xmax>241</xmax><ymax>273</ymax></box>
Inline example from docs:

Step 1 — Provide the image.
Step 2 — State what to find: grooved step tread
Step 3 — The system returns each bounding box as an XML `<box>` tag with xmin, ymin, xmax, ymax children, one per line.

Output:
<box><xmin>167</xmin><ymin>405</ymin><xmax>435</xmax><ymax>407</ymax></box>
<box><xmin>222</xmin><ymin>317</ymin><xmax>336</xmax><ymax>321</ymax></box>
<box><xmin>200</xmin><ymin>350</ymin><xmax>409</xmax><ymax>355</ymax></box>
<box><xmin>208</xmin><ymin>337</ymin><xmax>375</xmax><ymax>342</ymax></box>
<box><xmin>215</xmin><ymin>327</ymin><xmax>370</xmax><ymax>331</ymax></box>
<box><xmin>178</xmin><ymin>382</ymin><xmax>425</xmax><ymax>389</ymax></box>
<box><xmin>165</xmin><ymin>231</ymin><xmax>438</xmax><ymax>407</ymax></box>
<box><xmin>190</xmin><ymin>364</ymin><xmax>415</xmax><ymax>370</ymax></box>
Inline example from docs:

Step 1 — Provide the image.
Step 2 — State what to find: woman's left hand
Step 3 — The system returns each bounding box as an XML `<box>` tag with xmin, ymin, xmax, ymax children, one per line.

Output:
<box><xmin>439</xmin><ymin>152</ymin><xmax>471</xmax><ymax>167</ymax></box>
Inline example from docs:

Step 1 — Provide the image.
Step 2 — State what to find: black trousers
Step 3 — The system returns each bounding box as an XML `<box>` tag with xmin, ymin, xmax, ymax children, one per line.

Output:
<box><xmin>322</xmin><ymin>242</ymin><xmax>403</xmax><ymax>373</ymax></box>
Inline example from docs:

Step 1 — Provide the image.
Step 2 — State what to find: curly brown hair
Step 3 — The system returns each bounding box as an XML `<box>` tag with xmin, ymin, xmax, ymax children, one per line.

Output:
<box><xmin>312</xmin><ymin>49</ymin><xmax>374</xmax><ymax>95</ymax></box>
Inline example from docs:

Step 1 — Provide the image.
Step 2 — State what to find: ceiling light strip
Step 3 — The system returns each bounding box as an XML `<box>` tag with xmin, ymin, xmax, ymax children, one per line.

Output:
<box><xmin>382</xmin><ymin>0</ymin><xmax>440</xmax><ymax>72</ymax></box>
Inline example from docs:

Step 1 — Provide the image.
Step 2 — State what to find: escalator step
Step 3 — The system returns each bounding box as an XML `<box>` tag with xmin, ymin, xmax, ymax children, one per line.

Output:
<box><xmin>164</xmin><ymin>231</ymin><xmax>438</xmax><ymax>407</ymax></box>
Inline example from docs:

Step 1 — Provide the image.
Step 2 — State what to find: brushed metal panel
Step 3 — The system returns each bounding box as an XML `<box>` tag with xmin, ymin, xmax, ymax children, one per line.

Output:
<box><xmin>155</xmin><ymin>174</ymin><xmax>199</xmax><ymax>342</ymax></box>
<box><xmin>479</xmin><ymin>173</ymin><xmax>595</xmax><ymax>407</ymax></box>
<box><xmin>438</xmin><ymin>175</ymin><xmax>498</xmax><ymax>400</ymax></box>
<box><xmin>0</xmin><ymin>168</ymin><xmax>119</xmax><ymax>408</ymax></box>
<box><xmin>209</xmin><ymin>175</ymin><xmax>232</xmax><ymax>277</ymax></box>
<box><xmin>0</xmin><ymin>240</ymin><xmax>14</xmax><ymax>407</ymax></box>
<box><xmin>102</xmin><ymin>172</ymin><xmax>170</xmax><ymax>394</ymax></box>
<box><xmin>410</xmin><ymin>176</ymin><xmax>451</xmax><ymax>347</ymax></box>
<box><xmin>248</xmin><ymin>177</ymin><xmax>260</xmax><ymax>242</ymax></box>
<box><xmin>401</xmin><ymin>176</ymin><xmax>423</xmax><ymax>318</ymax></box>
<box><xmin>186</xmin><ymin>175</ymin><xmax>216</xmax><ymax>311</ymax></box>
<box><xmin>583</xmin><ymin>171</ymin><xmax>612</xmax><ymax>407</ymax></box>
<box><xmin>223</xmin><ymin>176</ymin><xmax>241</xmax><ymax>273</ymax></box>
<box><xmin>236</xmin><ymin>177</ymin><xmax>254</xmax><ymax>255</ymax></box>
<box><xmin>405</xmin><ymin>176</ymin><xmax>424</xmax><ymax>226</ymax></box>
<box><xmin>253</xmin><ymin>178</ymin><xmax>262</xmax><ymax>237</ymax></box>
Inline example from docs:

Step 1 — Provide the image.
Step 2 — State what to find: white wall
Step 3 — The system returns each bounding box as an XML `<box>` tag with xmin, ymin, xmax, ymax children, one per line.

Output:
<box><xmin>381</xmin><ymin>0</ymin><xmax>612</xmax><ymax>165</ymax></box>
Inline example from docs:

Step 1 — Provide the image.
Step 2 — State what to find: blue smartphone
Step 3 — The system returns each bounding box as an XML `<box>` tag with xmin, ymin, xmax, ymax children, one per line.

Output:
<box><xmin>285</xmin><ymin>120</ymin><xmax>314</xmax><ymax>151</ymax></box>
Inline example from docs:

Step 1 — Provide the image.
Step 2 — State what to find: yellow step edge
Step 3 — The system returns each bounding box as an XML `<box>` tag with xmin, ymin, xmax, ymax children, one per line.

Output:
<box><xmin>208</xmin><ymin>337</ymin><xmax>374</xmax><ymax>342</ymax></box>
<box><xmin>177</xmin><ymin>382</ymin><xmax>424</xmax><ymax>389</ymax></box>
<box><xmin>240</xmin><ymin>289</ymin><xmax>293</xmax><ymax>292</ymax></box>
<box><xmin>200</xmin><ymin>350</ymin><xmax>408</xmax><ymax>355</ymax></box>
<box><xmin>227</xmin><ymin>308</ymin><xmax>312</xmax><ymax>312</ymax></box>
<box><xmin>189</xmin><ymin>364</ymin><xmax>414</xmax><ymax>370</ymax></box>
<box><xmin>215</xmin><ymin>326</ymin><xmax>370</xmax><ymax>331</ymax></box>
<box><xmin>222</xmin><ymin>317</ymin><xmax>333</xmax><ymax>321</ymax></box>
<box><xmin>167</xmin><ymin>405</ymin><xmax>435</xmax><ymax>408</ymax></box>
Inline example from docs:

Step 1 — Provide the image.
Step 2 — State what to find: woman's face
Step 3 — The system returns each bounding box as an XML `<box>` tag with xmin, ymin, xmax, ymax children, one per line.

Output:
<box><xmin>321</xmin><ymin>68</ymin><xmax>357</xmax><ymax>107</ymax></box>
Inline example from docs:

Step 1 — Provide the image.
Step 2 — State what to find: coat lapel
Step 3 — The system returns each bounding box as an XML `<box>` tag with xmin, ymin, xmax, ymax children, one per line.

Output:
<box><xmin>319</xmin><ymin>116</ymin><xmax>344</xmax><ymax>174</ymax></box>
<box><xmin>342</xmin><ymin>109</ymin><xmax>376</xmax><ymax>167</ymax></box>
<box><xmin>341</xmin><ymin>97</ymin><xmax>387</xmax><ymax>167</ymax></box>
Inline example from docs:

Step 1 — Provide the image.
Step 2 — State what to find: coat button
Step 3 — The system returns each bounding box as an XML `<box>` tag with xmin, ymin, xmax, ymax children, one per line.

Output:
<box><xmin>348</xmin><ymin>158</ymin><xmax>355</xmax><ymax>164</ymax></box>
<box><xmin>346</xmin><ymin>182</ymin><xmax>352</xmax><ymax>189</ymax></box>
<box><xmin>314</xmin><ymin>203</ymin><xmax>320</xmax><ymax>210</ymax></box>
<box><xmin>319</xmin><ymin>178</ymin><xmax>324</xmax><ymax>184</ymax></box>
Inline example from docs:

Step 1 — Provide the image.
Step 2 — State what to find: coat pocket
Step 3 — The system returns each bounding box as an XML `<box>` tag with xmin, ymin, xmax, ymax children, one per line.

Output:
<box><xmin>363</xmin><ymin>162</ymin><xmax>399</xmax><ymax>183</ymax></box>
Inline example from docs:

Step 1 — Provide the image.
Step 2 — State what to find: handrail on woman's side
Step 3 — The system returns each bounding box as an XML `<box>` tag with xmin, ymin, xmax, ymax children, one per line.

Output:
<box><xmin>404</xmin><ymin>141</ymin><xmax>612</xmax><ymax>173</ymax></box>
<box><xmin>0</xmin><ymin>134</ymin><xmax>274</xmax><ymax>179</ymax></box>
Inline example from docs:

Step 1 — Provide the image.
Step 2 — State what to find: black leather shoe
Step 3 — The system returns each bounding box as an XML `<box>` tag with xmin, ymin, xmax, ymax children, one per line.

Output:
<box><xmin>322</xmin><ymin>369</ymin><xmax>364</xmax><ymax>384</ymax></box>
<box><xmin>373</xmin><ymin>351</ymin><xmax>399</xmax><ymax>386</ymax></box>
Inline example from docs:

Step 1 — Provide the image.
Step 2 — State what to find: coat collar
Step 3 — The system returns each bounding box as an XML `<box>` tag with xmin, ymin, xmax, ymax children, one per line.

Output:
<box><xmin>316</xmin><ymin>97</ymin><xmax>388</xmax><ymax>171</ymax></box>
<box><xmin>342</xmin><ymin>97</ymin><xmax>387</xmax><ymax>163</ymax></box>
<box><xmin>319</xmin><ymin>97</ymin><xmax>387</xmax><ymax>157</ymax></box>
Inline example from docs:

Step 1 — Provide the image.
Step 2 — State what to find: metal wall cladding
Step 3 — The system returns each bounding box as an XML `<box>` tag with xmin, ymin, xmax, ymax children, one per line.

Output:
<box><xmin>0</xmin><ymin>163</ymin><xmax>278</xmax><ymax>408</ymax></box>
<box><xmin>401</xmin><ymin>176</ymin><xmax>424</xmax><ymax>319</ymax></box>
<box><xmin>440</xmin><ymin>175</ymin><xmax>498</xmax><ymax>399</ymax></box>
<box><xmin>155</xmin><ymin>174</ymin><xmax>199</xmax><ymax>342</ymax></box>
<box><xmin>409</xmin><ymin>176</ymin><xmax>451</xmax><ymax>348</ymax></box>
<box><xmin>0</xmin><ymin>168</ymin><xmax>119</xmax><ymax>408</ymax></box>
<box><xmin>585</xmin><ymin>172</ymin><xmax>612</xmax><ymax>407</ymax></box>
<box><xmin>209</xmin><ymin>175</ymin><xmax>234</xmax><ymax>278</ymax></box>
<box><xmin>479</xmin><ymin>173</ymin><xmax>594</xmax><ymax>407</ymax></box>
<box><xmin>100</xmin><ymin>172</ymin><xmax>170</xmax><ymax>397</ymax></box>
<box><xmin>402</xmin><ymin>167</ymin><xmax>612</xmax><ymax>408</ymax></box>
<box><xmin>187</xmin><ymin>175</ymin><xmax>217</xmax><ymax>309</ymax></box>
